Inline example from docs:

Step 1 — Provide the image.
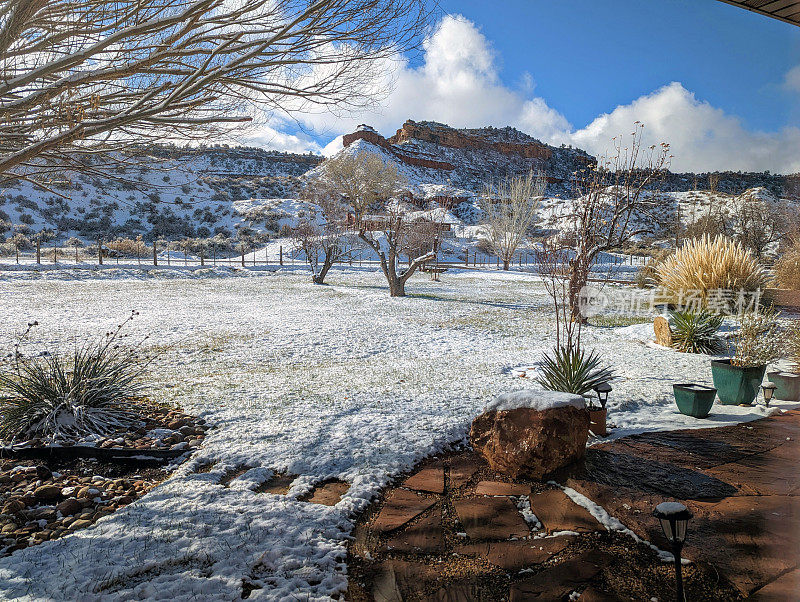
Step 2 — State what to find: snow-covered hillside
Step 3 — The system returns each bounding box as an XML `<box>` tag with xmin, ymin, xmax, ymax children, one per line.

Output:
<box><xmin>1</xmin><ymin>121</ymin><xmax>798</xmax><ymax>250</ymax></box>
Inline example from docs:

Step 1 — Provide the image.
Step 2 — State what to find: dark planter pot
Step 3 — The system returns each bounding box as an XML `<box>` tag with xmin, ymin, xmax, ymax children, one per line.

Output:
<box><xmin>767</xmin><ymin>371</ymin><xmax>800</xmax><ymax>401</ymax></box>
<box><xmin>588</xmin><ymin>408</ymin><xmax>607</xmax><ymax>436</ymax></box>
<box><xmin>710</xmin><ymin>359</ymin><xmax>766</xmax><ymax>406</ymax></box>
<box><xmin>672</xmin><ymin>383</ymin><xmax>716</xmax><ymax>418</ymax></box>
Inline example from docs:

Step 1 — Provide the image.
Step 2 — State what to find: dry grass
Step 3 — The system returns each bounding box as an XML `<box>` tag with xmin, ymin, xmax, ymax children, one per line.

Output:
<box><xmin>774</xmin><ymin>238</ymin><xmax>800</xmax><ymax>290</ymax></box>
<box><xmin>656</xmin><ymin>235</ymin><xmax>765</xmax><ymax>305</ymax></box>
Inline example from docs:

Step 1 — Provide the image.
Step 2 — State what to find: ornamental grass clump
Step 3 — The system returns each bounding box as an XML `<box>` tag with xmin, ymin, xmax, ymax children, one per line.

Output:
<box><xmin>668</xmin><ymin>310</ymin><xmax>725</xmax><ymax>355</ymax></box>
<box><xmin>656</xmin><ymin>235</ymin><xmax>765</xmax><ymax>307</ymax></box>
<box><xmin>536</xmin><ymin>345</ymin><xmax>615</xmax><ymax>397</ymax></box>
<box><xmin>774</xmin><ymin>238</ymin><xmax>800</xmax><ymax>290</ymax></box>
<box><xmin>0</xmin><ymin>312</ymin><xmax>151</xmax><ymax>443</ymax></box>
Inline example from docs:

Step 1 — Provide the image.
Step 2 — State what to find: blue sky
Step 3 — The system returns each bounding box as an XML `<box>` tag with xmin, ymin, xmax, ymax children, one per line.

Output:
<box><xmin>434</xmin><ymin>0</ymin><xmax>800</xmax><ymax>132</ymax></box>
<box><xmin>245</xmin><ymin>0</ymin><xmax>800</xmax><ymax>173</ymax></box>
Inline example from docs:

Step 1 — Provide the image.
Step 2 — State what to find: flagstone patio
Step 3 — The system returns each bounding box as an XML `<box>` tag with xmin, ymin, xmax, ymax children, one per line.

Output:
<box><xmin>345</xmin><ymin>410</ymin><xmax>800</xmax><ymax>601</ymax></box>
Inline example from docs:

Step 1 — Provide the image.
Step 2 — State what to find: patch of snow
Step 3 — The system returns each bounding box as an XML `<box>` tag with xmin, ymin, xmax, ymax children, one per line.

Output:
<box><xmin>485</xmin><ymin>390</ymin><xmax>585</xmax><ymax>412</ymax></box>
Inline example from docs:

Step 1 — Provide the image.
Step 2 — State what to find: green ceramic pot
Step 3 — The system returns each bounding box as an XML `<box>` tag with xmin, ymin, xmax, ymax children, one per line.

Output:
<box><xmin>710</xmin><ymin>359</ymin><xmax>766</xmax><ymax>406</ymax></box>
<box><xmin>767</xmin><ymin>371</ymin><xmax>800</xmax><ymax>402</ymax></box>
<box><xmin>673</xmin><ymin>383</ymin><xmax>717</xmax><ymax>418</ymax></box>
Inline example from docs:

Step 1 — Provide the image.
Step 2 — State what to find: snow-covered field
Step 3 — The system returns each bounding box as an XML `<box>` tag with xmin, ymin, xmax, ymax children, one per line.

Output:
<box><xmin>0</xmin><ymin>267</ymin><xmax>796</xmax><ymax>600</ymax></box>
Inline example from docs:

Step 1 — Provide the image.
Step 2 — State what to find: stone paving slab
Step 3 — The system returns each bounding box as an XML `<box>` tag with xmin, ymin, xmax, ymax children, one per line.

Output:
<box><xmin>403</xmin><ymin>466</ymin><xmax>445</xmax><ymax>494</ymax></box>
<box><xmin>509</xmin><ymin>551</ymin><xmax>605</xmax><ymax>600</ymax></box>
<box><xmin>455</xmin><ymin>536</ymin><xmax>574</xmax><ymax>572</ymax></box>
<box><xmin>453</xmin><ymin>497</ymin><xmax>530</xmax><ymax>540</ymax></box>
<box><xmin>749</xmin><ymin>567</ymin><xmax>800</xmax><ymax>601</ymax></box>
<box><xmin>302</xmin><ymin>479</ymin><xmax>349</xmax><ymax>505</ymax></box>
<box><xmin>383</xmin><ymin>511</ymin><xmax>444</xmax><ymax>554</ymax></box>
<box><xmin>474</xmin><ymin>481</ymin><xmax>531</xmax><ymax>496</ymax></box>
<box><xmin>373</xmin><ymin>489</ymin><xmax>437</xmax><ymax>533</ymax></box>
<box><xmin>565</xmin><ymin>410</ymin><xmax>800</xmax><ymax>598</ymax></box>
<box><xmin>448</xmin><ymin>454</ymin><xmax>484</xmax><ymax>489</ymax></box>
<box><xmin>528</xmin><ymin>489</ymin><xmax>603</xmax><ymax>534</ymax></box>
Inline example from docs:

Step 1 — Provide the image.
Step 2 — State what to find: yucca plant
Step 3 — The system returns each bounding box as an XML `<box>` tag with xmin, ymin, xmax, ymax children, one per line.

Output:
<box><xmin>536</xmin><ymin>345</ymin><xmax>615</xmax><ymax>402</ymax></box>
<box><xmin>656</xmin><ymin>235</ymin><xmax>765</xmax><ymax>308</ymax></box>
<box><xmin>668</xmin><ymin>310</ymin><xmax>724</xmax><ymax>354</ymax></box>
<box><xmin>0</xmin><ymin>313</ymin><xmax>151</xmax><ymax>443</ymax></box>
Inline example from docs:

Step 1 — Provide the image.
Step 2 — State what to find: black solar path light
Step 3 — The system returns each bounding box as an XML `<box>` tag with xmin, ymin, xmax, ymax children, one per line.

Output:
<box><xmin>653</xmin><ymin>501</ymin><xmax>693</xmax><ymax>602</ymax></box>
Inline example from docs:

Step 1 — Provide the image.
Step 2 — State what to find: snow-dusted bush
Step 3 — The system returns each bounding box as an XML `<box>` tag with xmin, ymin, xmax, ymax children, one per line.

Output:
<box><xmin>732</xmin><ymin>306</ymin><xmax>785</xmax><ymax>368</ymax></box>
<box><xmin>656</xmin><ymin>235</ymin><xmax>765</xmax><ymax>306</ymax></box>
<box><xmin>0</xmin><ymin>314</ymin><xmax>151</xmax><ymax>443</ymax></box>
<box><xmin>774</xmin><ymin>238</ymin><xmax>800</xmax><ymax>290</ymax></box>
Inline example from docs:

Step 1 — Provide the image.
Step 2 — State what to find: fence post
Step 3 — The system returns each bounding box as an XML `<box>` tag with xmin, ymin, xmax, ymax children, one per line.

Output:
<box><xmin>153</xmin><ymin>241</ymin><xmax>158</xmax><ymax>266</ymax></box>
<box><xmin>465</xmin><ymin>250</ymin><xmax>469</xmax><ymax>266</ymax></box>
<box><xmin>98</xmin><ymin>238</ymin><xmax>103</xmax><ymax>265</ymax></box>
<box><xmin>53</xmin><ymin>246</ymin><xmax>56</xmax><ymax>263</ymax></box>
<box><xmin>241</xmin><ymin>246</ymin><xmax>245</xmax><ymax>267</ymax></box>
<box><xmin>36</xmin><ymin>238</ymin><xmax>41</xmax><ymax>264</ymax></box>
<box><xmin>279</xmin><ymin>246</ymin><xmax>283</xmax><ymax>266</ymax></box>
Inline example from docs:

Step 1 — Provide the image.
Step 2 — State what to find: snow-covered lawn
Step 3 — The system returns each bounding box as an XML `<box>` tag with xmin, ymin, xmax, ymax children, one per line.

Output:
<box><xmin>0</xmin><ymin>267</ymin><xmax>795</xmax><ymax>600</ymax></box>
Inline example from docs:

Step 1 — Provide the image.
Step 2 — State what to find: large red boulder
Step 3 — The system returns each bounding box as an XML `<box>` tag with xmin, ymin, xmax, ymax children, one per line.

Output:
<box><xmin>470</xmin><ymin>390</ymin><xmax>589</xmax><ymax>480</ymax></box>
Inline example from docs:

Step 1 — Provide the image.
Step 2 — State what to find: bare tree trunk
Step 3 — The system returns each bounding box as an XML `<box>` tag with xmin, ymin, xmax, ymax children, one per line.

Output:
<box><xmin>503</xmin><ymin>258</ymin><xmax>510</xmax><ymax>270</ymax></box>
<box><xmin>313</xmin><ymin>252</ymin><xmax>335</xmax><ymax>285</ymax></box>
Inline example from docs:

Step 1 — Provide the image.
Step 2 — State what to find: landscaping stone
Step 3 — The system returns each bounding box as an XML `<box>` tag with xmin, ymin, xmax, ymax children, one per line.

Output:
<box><xmin>33</xmin><ymin>485</ymin><xmax>61</xmax><ymax>502</ymax></box>
<box><xmin>402</xmin><ymin>466</ymin><xmax>445</xmax><ymax>494</ymax></box>
<box><xmin>452</xmin><ymin>497</ymin><xmax>530</xmax><ymax>540</ymax></box>
<box><xmin>455</xmin><ymin>536</ymin><xmax>574</xmax><ymax>572</ymax></box>
<box><xmin>383</xmin><ymin>512</ymin><xmax>444</xmax><ymax>554</ymax></box>
<box><xmin>372</xmin><ymin>559</ymin><xmax>441</xmax><ymax>601</ymax></box>
<box><xmin>749</xmin><ymin>567</ymin><xmax>800</xmax><ymax>601</ymax></box>
<box><xmin>373</xmin><ymin>489</ymin><xmax>437</xmax><ymax>533</ymax></box>
<box><xmin>470</xmin><ymin>392</ymin><xmax>589</xmax><ymax>479</ymax></box>
<box><xmin>256</xmin><ymin>474</ymin><xmax>296</xmax><ymax>495</ymax></box>
<box><xmin>448</xmin><ymin>455</ymin><xmax>483</xmax><ymax>489</ymax></box>
<box><xmin>653</xmin><ymin>316</ymin><xmax>672</xmax><ymax>347</ymax></box>
<box><xmin>474</xmin><ymin>481</ymin><xmax>530</xmax><ymax>496</ymax></box>
<box><xmin>509</xmin><ymin>552</ymin><xmax>602</xmax><ymax>600</ymax></box>
<box><xmin>303</xmin><ymin>480</ymin><xmax>349</xmax><ymax>506</ymax></box>
<box><xmin>528</xmin><ymin>489</ymin><xmax>603</xmax><ymax>534</ymax></box>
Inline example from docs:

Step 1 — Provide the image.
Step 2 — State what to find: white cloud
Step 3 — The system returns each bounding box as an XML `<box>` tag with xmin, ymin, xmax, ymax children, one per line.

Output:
<box><xmin>566</xmin><ymin>83</ymin><xmax>800</xmax><ymax>173</ymax></box>
<box><xmin>784</xmin><ymin>64</ymin><xmax>800</xmax><ymax>93</ymax></box>
<box><xmin>253</xmin><ymin>15</ymin><xmax>799</xmax><ymax>174</ymax></box>
<box><xmin>238</xmin><ymin>124</ymin><xmax>322</xmax><ymax>155</ymax></box>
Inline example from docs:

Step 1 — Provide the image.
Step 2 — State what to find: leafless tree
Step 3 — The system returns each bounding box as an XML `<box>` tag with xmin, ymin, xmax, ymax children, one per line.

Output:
<box><xmin>320</xmin><ymin>149</ymin><xmax>402</xmax><ymax>220</ymax></box>
<box><xmin>535</xmin><ymin>239</ymin><xmax>582</xmax><ymax>351</ymax></box>
<box><xmin>292</xmin><ymin>178</ymin><xmax>358</xmax><ymax>285</ymax></box>
<box><xmin>479</xmin><ymin>170</ymin><xmax>545</xmax><ymax>270</ymax></box>
<box><xmin>731</xmin><ymin>195</ymin><xmax>795</xmax><ymax>260</ymax></box>
<box><xmin>561</xmin><ymin>123</ymin><xmax>671</xmax><ymax>321</ymax></box>
<box><xmin>0</xmin><ymin>0</ymin><xmax>429</xmax><ymax>189</ymax></box>
<box><xmin>318</xmin><ymin>149</ymin><xmax>436</xmax><ymax>296</ymax></box>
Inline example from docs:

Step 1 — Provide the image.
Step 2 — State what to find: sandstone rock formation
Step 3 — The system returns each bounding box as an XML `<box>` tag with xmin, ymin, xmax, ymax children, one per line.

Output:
<box><xmin>470</xmin><ymin>391</ymin><xmax>589</xmax><ymax>479</ymax></box>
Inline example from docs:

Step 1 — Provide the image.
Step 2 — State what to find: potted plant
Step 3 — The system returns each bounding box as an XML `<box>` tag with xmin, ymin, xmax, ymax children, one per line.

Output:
<box><xmin>672</xmin><ymin>384</ymin><xmax>717</xmax><ymax>418</ymax></box>
<box><xmin>767</xmin><ymin>320</ymin><xmax>800</xmax><ymax>401</ymax></box>
<box><xmin>711</xmin><ymin>307</ymin><xmax>784</xmax><ymax>406</ymax></box>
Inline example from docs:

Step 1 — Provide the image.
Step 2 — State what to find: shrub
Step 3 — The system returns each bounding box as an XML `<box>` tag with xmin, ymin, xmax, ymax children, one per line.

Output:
<box><xmin>732</xmin><ymin>306</ymin><xmax>785</xmax><ymax>368</ymax></box>
<box><xmin>656</xmin><ymin>235</ymin><xmax>765</xmax><ymax>307</ymax></box>
<box><xmin>0</xmin><ymin>314</ymin><xmax>151</xmax><ymax>443</ymax></box>
<box><xmin>535</xmin><ymin>345</ymin><xmax>614</xmax><ymax>398</ymax></box>
<box><xmin>774</xmin><ymin>238</ymin><xmax>800</xmax><ymax>290</ymax></box>
<box><xmin>668</xmin><ymin>310</ymin><xmax>724</xmax><ymax>354</ymax></box>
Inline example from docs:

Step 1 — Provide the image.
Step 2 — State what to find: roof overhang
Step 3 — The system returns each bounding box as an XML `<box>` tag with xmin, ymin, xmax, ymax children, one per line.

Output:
<box><xmin>717</xmin><ymin>1</ymin><xmax>800</xmax><ymax>27</ymax></box>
